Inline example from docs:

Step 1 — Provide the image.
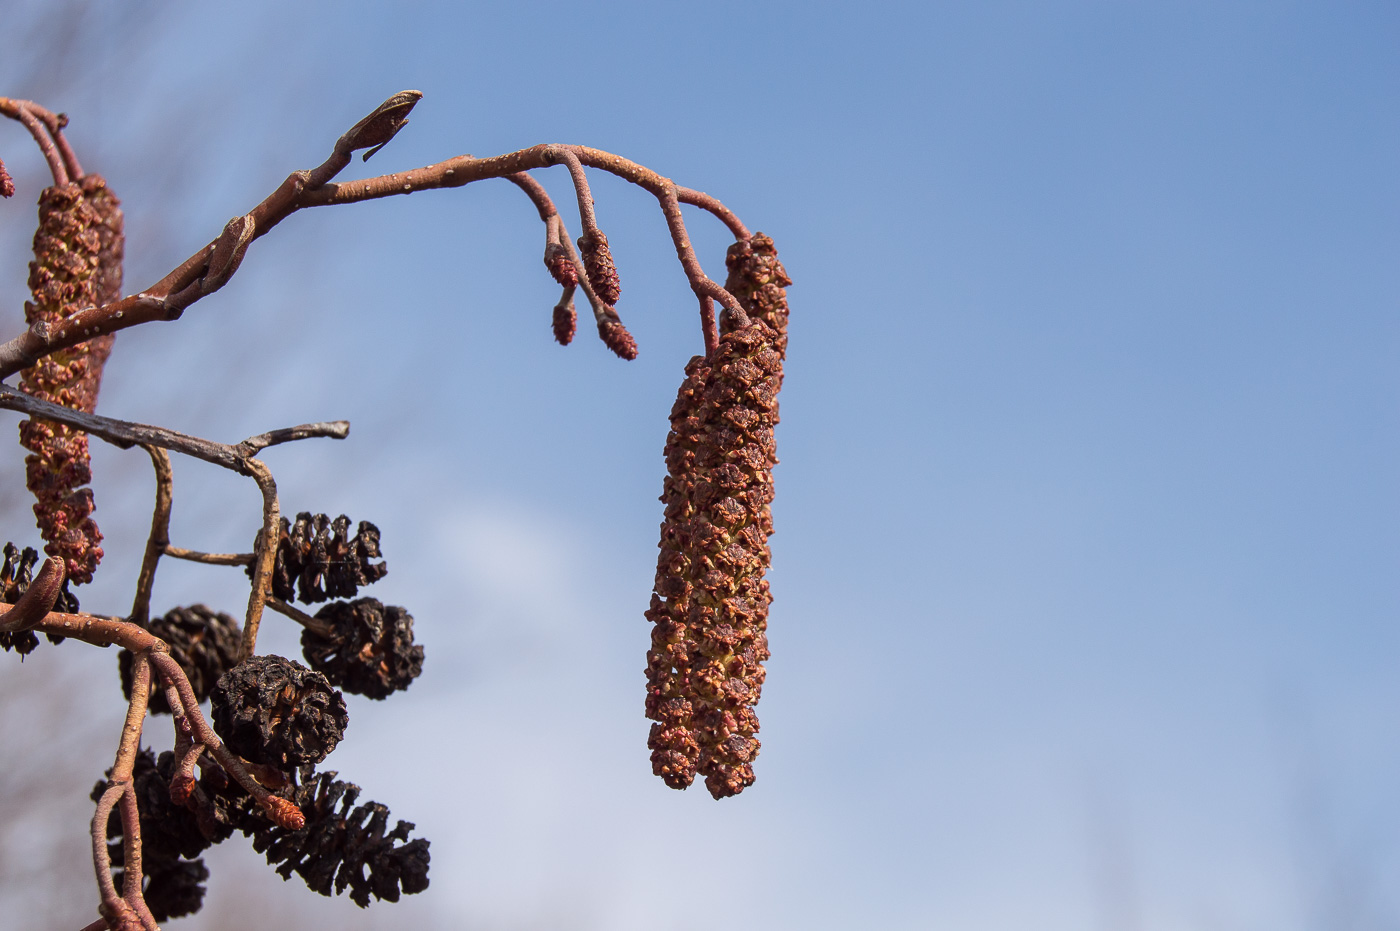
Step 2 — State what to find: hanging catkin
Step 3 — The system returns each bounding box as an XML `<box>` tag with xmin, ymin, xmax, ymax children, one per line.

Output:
<box><xmin>18</xmin><ymin>177</ymin><xmax>122</xmax><ymax>584</ymax></box>
<box><xmin>645</xmin><ymin>233</ymin><xmax>790</xmax><ymax>798</ymax></box>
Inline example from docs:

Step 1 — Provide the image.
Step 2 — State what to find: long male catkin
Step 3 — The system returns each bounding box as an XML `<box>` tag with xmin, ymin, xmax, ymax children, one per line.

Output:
<box><xmin>18</xmin><ymin>176</ymin><xmax>123</xmax><ymax>584</ymax></box>
<box><xmin>645</xmin><ymin>233</ymin><xmax>790</xmax><ymax>799</ymax></box>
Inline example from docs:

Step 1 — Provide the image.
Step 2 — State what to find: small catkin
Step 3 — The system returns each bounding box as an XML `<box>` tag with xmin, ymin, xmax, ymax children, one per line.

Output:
<box><xmin>598</xmin><ymin>319</ymin><xmax>638</xmax><ymax>360</ymax></box>
<box><xmin>0</xmin><ymin>159</ymin><xmax>14</xmax><ymax>198</ymax></box>
<box><xmin>552</xmin><ymin>297</ymin><xmax>577</xmax><ymax>346</ymax></box>
<box><xmin>645</xmin><ymin>235</ymin><xmax>789</xmax><ymax>799</ymax></box>
<box><xmin>578</xmin><ymin>229</ymin><xmax>621</xmax><ymax>306</ymax></box>
<box><xmin>18</xmin><ymin>179</ymin><xmax>123</xmax><ymax>584</ymax></box>
<box><xmin>543</xmin><ymin>241</ymin><xmax>577</xmax><ymax>288</ymax></box>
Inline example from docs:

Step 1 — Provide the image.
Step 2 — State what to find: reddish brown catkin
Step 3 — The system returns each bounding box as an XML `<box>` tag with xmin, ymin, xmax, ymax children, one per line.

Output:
<box><xmin>18</xmin><ymin>178</ymin><xmax>123</xmax><ymax>584</ymax></box>
<box><xmin>645</xmin><ymin>233</ymin><xmax>789</xmax><ymax>799</ymax></box>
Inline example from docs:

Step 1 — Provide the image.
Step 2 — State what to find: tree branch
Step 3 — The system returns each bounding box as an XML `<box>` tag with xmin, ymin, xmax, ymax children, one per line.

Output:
<box><xmin>0</xmin><ymin>91</ymin><xmax>750</xmax><ymax>379</ymax></box>
<box><xmin>130</xmin><ymin>446</ymin><xmax>172</xmax><ymax>626</ymax></box>
<box><xmin>0</xmin><ymin>385</ymin><xmax>347</xmax><ymax>474</ymax></box>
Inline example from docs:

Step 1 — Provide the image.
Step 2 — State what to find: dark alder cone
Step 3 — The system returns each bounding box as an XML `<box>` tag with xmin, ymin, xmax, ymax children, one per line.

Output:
<box><xmin>119</xmin><ymin>605</ymin><xmax>242</xmax><ymax>713</ymax></box>
<box><xmin>18</xmin><ymin>179</ymin><xmax>123</xmax><ymax>584</ymax></box>
<box><xmin>262</xmin><ymin>513</ymin><xmax>388</xmax><ymax>604</ymax></box>
<box><xmin>90</xmin><ymin>749</ymin><xmax>212</xmax><ymax>921</ymax></box>
<box><xmin>0</xmin><ymin>541</ymin><xmax>79</xmax><ymax>654</ymax></box>
<box><xmin>303</xmin><ymin>597</ymin><xmax>424</xmax><ymax>700</ymax></box>
<box><xmin>251</xmin><ymin>769</ymin><xmax>431</xmax><ymax>908</ymax></box>
<box><xmin>646</xmin><ymin>237</ymin><xmax>788</xmax><ymax>799</ymax></box>
<box><xmin>211</xmin><ymin>655</ymin><xmax>349</xmax><ymax>768</ymax></box>
<box><xmin>553</xmin><ymin>298</ymin><xmax>577</xmax><ymax>346</ymax></box>
<box><xmin>578</xmin><ymin>229</ymin><xmax>621</xmax><ymax>305</ymax></box>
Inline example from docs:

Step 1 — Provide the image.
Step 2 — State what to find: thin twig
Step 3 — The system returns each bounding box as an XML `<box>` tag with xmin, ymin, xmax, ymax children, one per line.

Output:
<box><xmin>119</xmin><ymin>782</ymin><xmax>159</xmax><ymax>930</ymax></box>
<box><xmin>162</xmin><ymin>547</ymin><xmax>253</xmax><ymax>566</ymax></box>
<box><xmin>130</xmin><ymin>446</ymin><xmax>172</xmax><ymax>626</ymax></box>
<box><xmin>265</xmin><ymin>596</ymin><xmax>335</xmax><ymax>639</ymax></box>
<box><xmin>112</xmin><ymin>656</ymin><xmax>150</xmax><ymax>907</ymax></box>
<box><xmin>677</xmin><ymin>186</ymin><xmax>749</xmax><ymax>240</ymax></box>
<box><xmin>551</xmin><ymin>146</ymin><xmax>603</xmax><ymax>243</ymax></box>
<box><xmin>89</xmin><ymin>783</ymin><xmax>125</xmax><ymax>916</ymax></box>
<box><xmin>240</xmin><ymin>459</ymin><xmax>279</xmax><ymax>660</ymax></box>
<box><xmin>237</xmin><ymin>420</ymin><xmax>349</xmax><ymax>456</ymax></box>
<box><xmin>0</xmin><ymin>385</ymin><xmax>346</xmax><ymax>474</ymax></box>
<box><xmin>0</xmin><ymin>97</ymin><xmax>68</xmax><ymax>185</ymax></box>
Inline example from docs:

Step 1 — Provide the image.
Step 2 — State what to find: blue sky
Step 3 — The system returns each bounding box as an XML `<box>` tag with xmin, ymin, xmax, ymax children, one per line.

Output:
<box><xmin>2</xmin><ymin>2</ymin><xmax>1397</xmax><ymax>928</ymax></box>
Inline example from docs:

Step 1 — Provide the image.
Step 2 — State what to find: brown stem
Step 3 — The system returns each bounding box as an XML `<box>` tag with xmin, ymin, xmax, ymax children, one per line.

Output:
<box><xmin>264</xmin><ymin>596</ymin><xmax>335</xmax><ymax>639</ymax></box>
<box><xmin>240</xmin><ymin>458</ymin><xmax>279</xmax><ymax>661</ymax></box>
<box><xmin>0</xmin><ymin>97</ymin><xmax>69</xmax><ymax>185</ymax></box>
<box><xmin>677</xmin><ymin>187</ymin><xmax>749</xmax><ymax>240</ymax></box>
<box><xmin>162</xmin><ymin>547</ymin><xmax>253</xmax><ymax>566</ymax></box>
<box><xmin>549</xmin><ymin>146</ymin><xmax>602</xmax><ymax>241</ymax></box>
<box><xmin>0</xmin><ymin>556</ymin><xmax>64</xmax><ymax>632</ymax></box>
<box><xmin>0</xmin><ymin>385</ymin><xmax>348</xmax><ymax>475</ymax></box>
<box><xmin>109</xmin><ymin>653</ymin><xmax>157</xmax><ymax>929</ymax></box>
<box><xmin>17</xmin><ymin>610</ymin><xmax>164</xmax><ymax>652</ymax></box>
<box><xmin>130</xmin><ymin>446</ymin><xmax>172</xmax><ymax>626</ymax></box>
<box><xmin>112</xmin><ymin>653</ymin><xmax>151</xmax><ymax>783</ymax></box>
<box><xmin>89</xmin><ymin>783</ymin><xmax>125</xmax><ymax>915</ymax></box>
<box><xmin>237</xmin><ymin>420</ymin><xmax>349</xmax><ymax>456</ymax></box>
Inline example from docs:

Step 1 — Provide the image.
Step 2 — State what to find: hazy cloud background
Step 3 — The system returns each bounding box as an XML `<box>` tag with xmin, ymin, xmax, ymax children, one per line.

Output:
<box><xmin>2</xmin><ymin>1</ymin><xmax>1397</xmax><ymax>928</ymax></box>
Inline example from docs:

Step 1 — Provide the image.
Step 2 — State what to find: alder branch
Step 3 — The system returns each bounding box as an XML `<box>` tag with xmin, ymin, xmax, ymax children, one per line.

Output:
<box><xmin>0</xmin><ymin>385</ymin><xmax>347</xmax><ymax>473</ymax></box>
<box><xmin>0</xmin><ymin>92</ymin><xmax>751</xmax><ymax>379</ymax></box>
<box><xmin>130</xmin><ymin>446</ymin><xmax>172</xmax><ymax>626</ymax></box>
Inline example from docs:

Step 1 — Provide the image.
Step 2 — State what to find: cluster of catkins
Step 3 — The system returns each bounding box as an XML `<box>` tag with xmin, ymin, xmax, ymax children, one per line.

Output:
<box><xmin>644</xmin><ymin>234</ymin><xmax>790</xmax><ymax>799</ymax></box>
<box><xmin>19</xmin><ymin>176</ymin><xmax>123</xmax><ymax>584</ymax></box>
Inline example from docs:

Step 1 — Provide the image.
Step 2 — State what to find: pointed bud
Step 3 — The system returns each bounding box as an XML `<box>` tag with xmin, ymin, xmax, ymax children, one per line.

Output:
<box><xmin>337</xmin><ymin>90</ymin><xmax>423</xmax><ymax>161</ymax></box>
